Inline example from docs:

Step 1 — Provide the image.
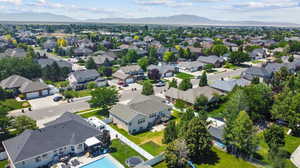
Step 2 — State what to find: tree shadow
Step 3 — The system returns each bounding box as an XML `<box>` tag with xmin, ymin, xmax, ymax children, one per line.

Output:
<box><xmin>193</xmin><ymin>150</ymin><xmax>220</xmax><ymax>165</ymax></box>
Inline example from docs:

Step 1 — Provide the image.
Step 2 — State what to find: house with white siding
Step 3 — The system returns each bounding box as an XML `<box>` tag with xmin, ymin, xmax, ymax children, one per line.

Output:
<box><xmin>2</xmin><ymin>113</ymin><xmax>105</xmax><ymax>168</ymax></box>
<box><xmin>109</xmin><ymin>95</ymin><xmax>172</xmax><ymax>134</ymax></box>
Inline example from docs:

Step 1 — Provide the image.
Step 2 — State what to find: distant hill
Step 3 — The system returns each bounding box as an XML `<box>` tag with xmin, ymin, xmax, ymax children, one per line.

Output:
<box><xmin>0</xmin><ymin>12</ymin><xmax>76</xmax><ymax>22</ymax></box>
<box><xmin>87</xmin><ymin>14</ymin><xmax>300</xmax><ymax>27</ymax></box>
<box><xmin>0</xmin><ymin>13</ymin><xmax>298</xmax><ymax>27</ymax></box>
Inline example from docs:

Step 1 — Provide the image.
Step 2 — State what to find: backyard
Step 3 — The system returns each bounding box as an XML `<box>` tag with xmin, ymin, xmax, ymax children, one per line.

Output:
<box><xmin>110</xmin><ymin>139</ymin><xmax>146</xmax><ymax>168</ymax></box>
<box><xmin>153</xmin><ymin>148</ymin><xmax>256</xmax><ymax>168</ymax></box>
<box><xmin>256</xmin><ymin>129</ymin><xmax>300</xmax><ymax>168</ymax></box>
<box><xmin>175</xmin><ymin>72</ymin><xmax>194</xmax><ymax>80</ymax></box>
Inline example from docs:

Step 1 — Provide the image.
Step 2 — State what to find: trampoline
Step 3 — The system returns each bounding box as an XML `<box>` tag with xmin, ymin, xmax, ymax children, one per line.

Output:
<box><xmin>125</xmin><ymin>156</ymin><xmax>144</xmax><ymax>167</ymax></box>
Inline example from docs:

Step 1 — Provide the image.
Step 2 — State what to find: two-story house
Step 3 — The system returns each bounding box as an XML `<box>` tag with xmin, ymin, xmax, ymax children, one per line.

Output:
<box><xmin>109</xmin><ymin>95</ymin><xmax>172</xmax><ymax>134</ymax></box>
<box><xmin>112</xmin><ymin>65</ymin><xmax>144</xmax><ymax>85</ymax></box>
<box><xmin>68</xmin><ymin>69</ymin><xmax>106</xmax><ymax>90</ymax></box>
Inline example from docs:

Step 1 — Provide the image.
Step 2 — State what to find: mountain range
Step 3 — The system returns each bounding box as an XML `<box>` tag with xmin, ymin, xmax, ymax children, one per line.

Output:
<box><xmin>0</xmin><ymin>12</ymin><xmax>298</xmax><ymax>27</ymax></box>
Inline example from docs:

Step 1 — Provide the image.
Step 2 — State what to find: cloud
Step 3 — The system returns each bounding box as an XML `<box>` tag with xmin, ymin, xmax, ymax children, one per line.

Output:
<box><xmin>0</xmin><ymin>0</ymin><xmax>22</xmax><ymax>5</ymax></box>
<box><xmin>232</xmin><ymin>0</ymin><xmax>300</xmax><ymax>10</ymax></box>
<box><xmin>135</xmin><ymin>0</ymin><xmax>192</xmax><ymax>7</ymax></box>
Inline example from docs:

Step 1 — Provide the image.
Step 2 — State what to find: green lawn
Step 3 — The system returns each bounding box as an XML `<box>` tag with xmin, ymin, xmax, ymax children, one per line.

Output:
<box><xmin>0</xmin><ymin>99</ymin><xmax>30</xmax><ymax>110</ymax></box>
<box><xmin>45</xmin><ymin>80</ymin><xmax>69</xmax><ymax>88</ymax></box>
<box><xmin>256</xmin><ymin>129</ymin><xmax>300</xmax><ymax>168</ymax></box>
<box><xmin>110</xmin><ymin>124</ymin><xmax>164</xmax><ymax>145</ymax></box>
<box><xmin>223</xmin><ymin>63</ymin><xmax>240</xmax><ymax>70</ymax></box>
<box><xmin>251</xmin><ymin>60</ymin><xmax>263</xmax><ymax>64</ymax></box>
<box><xmin>0</xmin><ymin>160</ymin><xmax>8</xmax><ymax>168</ymax></box>
<box><xmin>66</xmin><ymin>89</ymin><xmax>91</xmax><ymax>98</ymax></box>
<box><xmin>140</xmin><ymin>141</ymin><xmax>166</xmax><ymax>156</ymax></box>
<box><xmin>110</xmin><ymin>139</ymin><xmax>146</xmax><ymax>168</ymax></box>
<box><xmin>79</xmin><ymin>110</ymin><xmax>107</xmax><ymax>120</ymax></box>
<box><xmin>175</xmin><ymin>72</ymin><xmax>194</xmax><ymax>80</ymax></box>
<box><xmin>153</xmin><ymin>148</ymin><xmax>256</xmax><ymax>168</ymax></box>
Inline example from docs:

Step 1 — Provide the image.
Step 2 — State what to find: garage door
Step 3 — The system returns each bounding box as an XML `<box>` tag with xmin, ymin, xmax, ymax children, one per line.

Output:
<box><xmin>26</xmin><ymin>92</ymin><xmax>40</xmax><ymax>99</ymax></box>
<box><xmin>165</xmin><ymin>72</ymin><xmax>173</xmax><ymax>77</ymax></box>
<box><xmin>125</xmin><ymin>78</ymin><xmax>134</xmax><ymax>84</ymax></box>
<box><xmin>42</xmin><ymin>90</ymin><xmax>49</xmax><ymax>96</ymax></box>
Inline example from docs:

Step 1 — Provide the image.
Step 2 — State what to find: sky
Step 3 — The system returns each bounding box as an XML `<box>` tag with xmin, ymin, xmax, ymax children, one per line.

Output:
<box><xmin>0</xmin><ymin>0</ymin><xmax>300</xmax><ymax>23</ymax></box>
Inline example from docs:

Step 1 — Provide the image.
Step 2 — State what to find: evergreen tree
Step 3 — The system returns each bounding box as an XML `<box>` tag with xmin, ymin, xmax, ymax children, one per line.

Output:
<box><xmin>85</xmin><ymin>57</ymin><xmax>97</xmax><ymax>69</ymax></box>
<box><xmin>184</xmin><ymin>117</ymin><xmax>212</xmax><ymax>161</ymax></box>
<box><xmin>163</xmin><ymin>120</ymin><xmax>178</xmax><ymax>144</ymax></box>
<box><xmin>199</xmin><ymin>71</ymin><xmax>208</xmax><ymax>87</ymax></box>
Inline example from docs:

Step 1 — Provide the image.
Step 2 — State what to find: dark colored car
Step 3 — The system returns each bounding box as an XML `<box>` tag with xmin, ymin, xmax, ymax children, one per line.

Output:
<box><xmin>53</xmin><ymin>96</ymin><xmax>63</xmax><ymax>102</ymax></box>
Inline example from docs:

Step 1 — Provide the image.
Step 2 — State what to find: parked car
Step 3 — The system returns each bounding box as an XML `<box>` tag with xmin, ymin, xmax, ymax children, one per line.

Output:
<box><xmin>53</xmin><ymin>96</ymin><xmax>63</xmax><ymax>102</ymax></box>
<box><xmin>155</xmin><ymin>81</ymin><xmax>165</xmax><ymax>87</ymax></box>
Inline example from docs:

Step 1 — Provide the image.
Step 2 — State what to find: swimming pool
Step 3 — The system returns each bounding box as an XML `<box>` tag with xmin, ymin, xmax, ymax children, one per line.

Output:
<box><xmin>80</xmin><ymin>156</ymin><xmax>120</xmax><ymax>168</ymax></box>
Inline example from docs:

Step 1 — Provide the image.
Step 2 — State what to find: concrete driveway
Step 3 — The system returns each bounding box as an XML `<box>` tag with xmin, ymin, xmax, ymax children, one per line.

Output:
<box><xmin>28</xmin><ymin>95</ymin><xmax>65</xmax><ymax>110</ymax></box>
<box><xmin>291</xmin><ymin>146</ymin><xmax>300</xmax><ymax>168</ymax></box>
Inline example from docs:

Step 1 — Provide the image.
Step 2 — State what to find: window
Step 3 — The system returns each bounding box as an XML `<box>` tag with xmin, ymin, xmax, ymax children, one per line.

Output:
<box><xmin>71</xmin><ymin>146</ymin><xmax>75</xmax><ymax>151</ymax></box>
<box><xmin>138</xmin><ymin>119</ymin><xmax>145</xmax><ymax>124</ymax></box>
<box><xmin>22</xmin><ymin>161</ymin><xmax>25</xmax><ymax>165</ymax></box>
<box><xmin>128</xmin><ymin>122</ymin><xmax>132</xmax><ymax>126</ymax></box>
<box><xmin>42</xmin><ymin>153</ymin><xmax>47</xmax><ymax>158</ymax></box>
<box><xmin>35</xmin><ymin>156</ymin><xmax>41</xmax><ymax>162</ymax></box>
<box><xmin>150</xmin><ymin>114</ymin><xmax>156</xmax><ymax>118</ymax></box>
<box><xmin>77</xmin><ymin>144</ymin><xmax>82</xmax><ymax>149</ymax></box>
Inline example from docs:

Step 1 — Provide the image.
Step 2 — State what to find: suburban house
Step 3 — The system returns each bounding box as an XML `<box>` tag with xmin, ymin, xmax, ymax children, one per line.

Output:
<box><xmin>73</xmin><ymin>47</ymin><xmax>93</xmax><ymax>57</ymax></box>
<box><xmin>43</xmin><ymin>40</ymin><xmax>57</xmax><ymax>51</ymax></box>
<box><xmin>110</xmin><ymin>95</ymin><xmax>172</xmax><ymax>134</ymax></box>
<box><xmin>37</xmin><ymin>58</ymin><xmax>72</xmax><ymax>69</ymax></box>
<box><xmin>2</xmin><ymin>112</ymin><xmax>105</xmax><ymax>168</ymax></box>
<box><xmin>147</xmin><ymin>64</ymin><xmax>178</xmax><ymax>78</ymax></box>
<box><xmin>3</xmin><ymin>48</ymin><xmax>27</xmax><ymax>58</ymax></box>
<box><xmin>187</xmin><ymin>46</ymin><xmax>202</xmax><ymax>56</ymax></box>
<box><xmin>112</xmin><ymin>65</ymin><xmax>144</xmax><ymax>84</ymax></box>
<box><xmin>241</xmin><ymin>66</ymin><xmax>272</xmax><ymax>82</ymax></box>
<box><xmin>178</xmin><ymin>61</ymin><xmax>204</xmax><ymax>72</ymax></box>
<box><xmin>209</xmin><ymin>79</ymin><xmax>251</xmax><ymax>92</ymax></box>
<box><xmin>165</xmin><ymin>86</ymin><xmax>223</xmax><ymax>105</ymax></box>
<box><xmin>264</xmin><ymin>62</ymin><xmax>296</xmax><ymax>75</ymax></box>
<box><xmin>89</xmin><ymin>52</ymin><xmax>117</xmax><ymax>66</ymax></box>
<box><xmin>197</xmin><ymin>55</ymin><xmax>225</xmax><ymax>68</ymax></box>
<box><xmin>0</xmin><ymin>75</ymin><xmax>50</xmax><ymax>99</ymax></box>
<box><xmin>68</xmin><ymin>69</ymin><xmax>106</xmax><ymax>90</ymax></box>
<box><xmin>250</xmin><ymin>48</ymin><xmax>267</xmax><ymax>60</ymax></box>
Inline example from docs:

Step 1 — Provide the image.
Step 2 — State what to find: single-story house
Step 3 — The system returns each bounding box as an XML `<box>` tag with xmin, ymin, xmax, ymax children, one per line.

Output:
<box><xmin>187</xmin><ymin>46</ymin><xmax>202</xmax><ymax>56</ymax></box>
<box><xmin>197</xmin><ymin>55</ymin><xmax>225</xmax><ymax>68</ymax></box>
<box><xmin>43</xmin><ymin>40</ymin><xmax>56</xmax><ymax>50</ymax></box>
<box><xmin>110</xmin><ymin>95</ymin><xmax>172</xmax><ymax>134</ymax></box>
<box><xmin>147</xmin><ymin>64</ymin><xmax>178</xmax><ymax>78</ymax></box>
<box><xmin>0</xmin><ymin>75</ymin><xmax>49</xmax><ymax>99</ymax></box>
<box><xmin>3</xmin><ymin>48</ymin><xmax>27</xmax><ymax>58</ymax></box>
<box><xmin>165</xmin><ymin>86</ymin><xmax>223</xmax><ymax>105</ymax></box>
<box><xmin>73</xmin><ymin>47</ymin><xmax>93</xmax><ymax>57</ymax></box>
<box><xmin>241</xmin><ymin>67</ymin><xmax>272</xmax><ymax>82</ymax></box>
<box><xmin>112</xmin><ymin>65</ymin><xmax>144</xmax><ymax>84</ymax></box>
<box><xmin>250</xmin><ymin>48</ymin><xmax>267</xmax><ymax>60</ymax></box>
<box><xmin>37</xmin><ymin>58</ymin><xmax>72</xmax><ymax>69</ymax></box>
<box><xmin>177</xmin><ymin>61</ymin><xmax>204</xmax><ymax>72</ymax></box>
<box><xmin>68</xmin><ymin>69</ymin><xmax>104</xmax><ymax>90</ymax></box>
<box><xmin>209</xmin><ymin>79</ymin><xmax>251</xmax><ymax>92</ymax></box>
<box><xmin>3</xmin><ymin>112</ymin><xmax>104</xmax><ymax>168</ymax></box>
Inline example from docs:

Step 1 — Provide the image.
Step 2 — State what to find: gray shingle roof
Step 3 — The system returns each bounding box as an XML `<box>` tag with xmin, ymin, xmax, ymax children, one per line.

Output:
<box><xmin>165</xmin><ymin>86</ymin><xmax>223</xmax><ymax>104</ymax></box>
<box><xmin>110</xmin><ymin>95</ymin><xmax>171</xmax><ymax>123</ymax></box>
<box><xmin>19</xmin><ymin>81</ymin><xmax>49</xmax><ymax>93</ymax></box>
<box><xmin>0</xmin><ymin>75</ymin><xmax>31</xmax><ymax>89</ymax></box>
<box><xmin>209</xmin><ymin>79</ymin><xmax>251</xmax><ymax>92</ymax></box>
<box><xmin>147</xmin><ymin>64</ymin><xmax>176</xmax><ymax>74</ymax></box>
<box><xmin>37</xmin><ymin>58</ymin><xmax>72</xmax><ymax>69</ymax></box>
<box><xmin>119</xmin><ymin>65</ymin><xmax>142</xmax><ymax>74</ymax></box>
<box><xmin>197</xmin><ymin>55</ymin><xmax>224</xmax><ymax>65</ymax></box>
<box><xmin>242</xmin><ymin>67</ymin><xmax>271</xmax><ymax>80</ymax></box>
<box><xmin>4</xmin><ymin>48</ymin><xmax>26</xmax><ymax>58</ymax></box>
<box><xmin>70</xmin><ymin>69</ymin><xmax>99</xmax><ymax>83</ymax></box>
<box><xmin>3</xmin><ymin>112</ymin><xmax>100</xmax><ymax>163</ymax></box>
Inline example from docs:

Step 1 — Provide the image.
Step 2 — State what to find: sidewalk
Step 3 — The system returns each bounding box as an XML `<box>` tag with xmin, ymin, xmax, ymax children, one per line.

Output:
<box><xmin>89</xmin><ymin>117</ymin><xmax>154</xmax><ymax>160</ymax></box>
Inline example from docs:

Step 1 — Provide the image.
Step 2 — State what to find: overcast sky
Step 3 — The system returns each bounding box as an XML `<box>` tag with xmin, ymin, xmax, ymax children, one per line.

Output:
<box><xmin>0</xmin><ymin>0</ymin><xmax>300</xmax><ymax>23</ymax></box>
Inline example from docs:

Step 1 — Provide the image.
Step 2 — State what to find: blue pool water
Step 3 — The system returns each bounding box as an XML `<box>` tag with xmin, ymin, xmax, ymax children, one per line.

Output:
<box><xmin>80</xmin><ymin>157</ymin><xmax>119</xmax><ymax>168</ymax></box>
